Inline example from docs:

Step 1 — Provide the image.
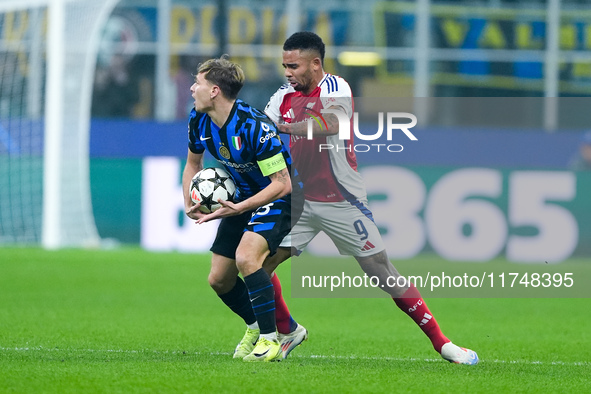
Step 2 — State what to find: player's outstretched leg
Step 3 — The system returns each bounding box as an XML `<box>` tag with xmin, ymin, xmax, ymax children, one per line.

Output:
<box><xmin>393</xmin><ymin>283</ymin><xmax>479</xmax><ymax>365</ymax></box>
<box><xmin>356</xmin><ymin>251</ymin><xmax>478</xmax><ymax>365</ymax></box>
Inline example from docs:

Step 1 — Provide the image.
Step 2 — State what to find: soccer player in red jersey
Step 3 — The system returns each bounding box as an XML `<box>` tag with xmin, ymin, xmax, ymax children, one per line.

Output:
<box><xmin>265</xmin><ymin>32</ymin><xmax>478</xmax><ymax>365</ymax></box>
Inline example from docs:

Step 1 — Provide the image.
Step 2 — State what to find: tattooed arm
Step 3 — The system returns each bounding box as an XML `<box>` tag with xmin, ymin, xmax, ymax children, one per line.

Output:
<box><xmin>276</xmin><ymin>105</ymin><xmax>345</xmax><ymax>136</ymax></box>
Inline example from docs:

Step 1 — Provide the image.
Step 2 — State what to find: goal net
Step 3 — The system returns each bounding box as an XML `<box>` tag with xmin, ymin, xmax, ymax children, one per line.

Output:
<box><xmin>0</xmin><ymin>0</ymin><xmax>118</xmax><ymax>248</ymax></box>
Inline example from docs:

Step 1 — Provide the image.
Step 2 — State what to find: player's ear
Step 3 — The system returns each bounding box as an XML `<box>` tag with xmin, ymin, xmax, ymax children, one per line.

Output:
<box><xmin>210</xmin><ymin>85</ymin><xmax>220</xmax><ymax>99</ymax></box>
<box><xmin>312</xmin><ymin>57</ymin><xmax>322</xmax><ymax>71</ymax></box>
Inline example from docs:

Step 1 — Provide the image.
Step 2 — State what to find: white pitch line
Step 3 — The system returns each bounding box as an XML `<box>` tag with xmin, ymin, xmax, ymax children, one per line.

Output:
<box><xmin>0</xmin><ymin>347</ymin><xmax>588</xmax><ymax>367</ymax></box>
<box><xmin>303</xmin><ymin>354</ymin><xmax>590</xmax><ymax>366</ymax></box>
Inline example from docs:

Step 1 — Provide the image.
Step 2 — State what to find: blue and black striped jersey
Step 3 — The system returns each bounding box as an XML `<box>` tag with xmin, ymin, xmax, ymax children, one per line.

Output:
<box><xmin>188</xmin><ymin>99</ymin><xmax>300</xmax><ymax>202</ymax></box>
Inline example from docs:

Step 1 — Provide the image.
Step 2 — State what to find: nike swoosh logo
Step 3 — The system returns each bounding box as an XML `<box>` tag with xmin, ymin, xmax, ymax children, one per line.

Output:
<box><xmin>200</xmin><ymin>136</ymin><xmax>211</xmax><ymax>141</ymax></box>
<box><xmin>247</xmin><ymin>221</ymin><xmax>264</xmax><ymax>226</ymax></box>
<box><xmin>254</xmin><ymin>349</ymin><xmax>270</xmax><ymax>357</ymax></box>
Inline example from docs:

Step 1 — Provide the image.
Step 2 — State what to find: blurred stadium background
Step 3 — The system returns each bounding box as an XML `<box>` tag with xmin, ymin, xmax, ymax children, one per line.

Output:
<box><xmin>1</xmin><ymin>0</ymin><xmax>591</xmax><ymax>263</ymax></box>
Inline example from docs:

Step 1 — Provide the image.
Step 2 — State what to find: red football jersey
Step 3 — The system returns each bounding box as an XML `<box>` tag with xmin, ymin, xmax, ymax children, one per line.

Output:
<box><xmin>265</xmin><ymin>73</ymin><xmax>366</xmax><ymax>203</ymax></box>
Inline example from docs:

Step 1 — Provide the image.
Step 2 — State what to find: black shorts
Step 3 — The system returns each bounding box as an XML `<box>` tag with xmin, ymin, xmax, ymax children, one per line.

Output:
<box><xmin>210</xmin><ymin>189</ymin><xmax>303</xmax><ymax>259</ymax></box>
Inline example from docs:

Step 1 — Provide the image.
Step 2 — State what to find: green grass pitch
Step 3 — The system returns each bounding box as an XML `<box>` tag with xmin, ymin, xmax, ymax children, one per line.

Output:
<box><xmin>1</xmin><ymin>247</ymin><xmax>589</xmax><ymax>393</ymax></box>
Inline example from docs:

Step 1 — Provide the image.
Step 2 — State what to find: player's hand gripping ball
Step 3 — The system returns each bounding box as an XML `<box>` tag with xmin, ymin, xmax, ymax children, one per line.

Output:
<box><xmin>189</xmin><ymin>167</ymin><xmax>236</xmax><ymax>213</ymax></box>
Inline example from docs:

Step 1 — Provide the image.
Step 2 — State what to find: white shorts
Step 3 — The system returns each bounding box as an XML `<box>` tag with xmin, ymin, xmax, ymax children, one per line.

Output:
<box><xmin>280</xmin><ymin>199</ymin><xmax>385</xmax><ymax>257</ymax></box>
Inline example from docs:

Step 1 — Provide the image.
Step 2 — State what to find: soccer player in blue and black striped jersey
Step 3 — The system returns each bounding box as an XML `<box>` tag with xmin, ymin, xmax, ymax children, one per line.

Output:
<box><xmin>182</xmin><ymin>56</ymin><xmax>304</xmax><ymax>362</ymax></box>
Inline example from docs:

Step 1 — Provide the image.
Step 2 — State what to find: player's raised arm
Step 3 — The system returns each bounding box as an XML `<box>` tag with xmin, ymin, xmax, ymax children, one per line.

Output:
<box><xmin>276</xmin><ymin>104</ymin><xmax>344</xmax><ymax>137</ymax></box>
<box><xmin>182</xmin><ymin>149</ymin><xmax>204</xmax><ymax>218</ymax></box>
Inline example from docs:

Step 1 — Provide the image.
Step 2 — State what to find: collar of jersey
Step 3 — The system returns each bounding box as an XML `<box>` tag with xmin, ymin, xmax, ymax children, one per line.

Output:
<box><xmin>318</xmin><ymin>72</ymin><xmax>329</xmax><ymax>87</ymax></box>
<box><xmin>210</xmin><ymin>99</ymin><xmax>240</xmax><ymax>132</ymax></box>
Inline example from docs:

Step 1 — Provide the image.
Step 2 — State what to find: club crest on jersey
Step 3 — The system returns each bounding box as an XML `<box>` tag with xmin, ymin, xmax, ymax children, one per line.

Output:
<box><xmin>231</xmin><ymin>136</ymin><xmax>242</xmax><ymax>150</ymax></box>
<box><xmin>219</xmin><ymin>145</ymin><xmax>231</xmax><ymax>159</ymax></box>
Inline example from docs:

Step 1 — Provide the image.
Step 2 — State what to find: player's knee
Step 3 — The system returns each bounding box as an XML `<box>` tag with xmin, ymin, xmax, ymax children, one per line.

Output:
<box><xmin>235</xmin><ymin>253</ymin><xmax>262</xmax><ymax>276</ymax></box>
<box><xmin>208</xmin><ymin>272</ymin><xmax>233</xmax><ymax>294</ymax></box>
<box><xmin>235</xmin><ymin>255</ymin><xmax>251</xmax><ymax>273</ymax></box>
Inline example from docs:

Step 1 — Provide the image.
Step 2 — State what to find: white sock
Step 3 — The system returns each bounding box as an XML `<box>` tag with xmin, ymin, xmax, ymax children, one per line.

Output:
<box><xmin>247</xmin><ymin>321</ymin><xmax>259</xmax><ymax>330</ymax></box>
<box><xmin>260</xmin><ymin>332</ymin><xmax>277</xmax><ymax>341</ymax></box>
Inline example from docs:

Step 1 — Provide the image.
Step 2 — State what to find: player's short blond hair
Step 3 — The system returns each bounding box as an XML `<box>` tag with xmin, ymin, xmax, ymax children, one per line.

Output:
<box><xmin>197</xmin><ymin>55</ymin><xmax>245</xmax><ymax>99</ymax></box>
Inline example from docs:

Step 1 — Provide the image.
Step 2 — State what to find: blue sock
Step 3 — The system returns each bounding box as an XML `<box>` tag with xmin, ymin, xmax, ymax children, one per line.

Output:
<box><xmin>243</xmin><ymin>268</ymin><xmax>276</xmax><ymax>335</ymax></box>
<box><xmin>288</xmin><ymin>316</ymin><xmax>298</xmax><ymax>333</ymax></box>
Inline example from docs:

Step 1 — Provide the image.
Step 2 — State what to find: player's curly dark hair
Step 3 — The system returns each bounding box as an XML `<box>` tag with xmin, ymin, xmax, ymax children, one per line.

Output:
<box><xmin>196</xmin><ymin>55</ymin><xmax>245</xmax><ymax>99</ymax></box>
<box><xmin>283</xmin><ymin>31</ymin><xmax>325</xmax><ymax>64</ymax></box>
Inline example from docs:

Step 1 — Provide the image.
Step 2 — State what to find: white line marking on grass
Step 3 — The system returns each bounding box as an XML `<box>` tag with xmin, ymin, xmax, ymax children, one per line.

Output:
<box><xmin>301</xmin><ymin>354</ymin><xmax>590</xmax><ymax>366</ymax></box>
<box><xmin>1</xmin><ymin>346</ymin><xmax>588</xmax><ymax>367</ymax></box>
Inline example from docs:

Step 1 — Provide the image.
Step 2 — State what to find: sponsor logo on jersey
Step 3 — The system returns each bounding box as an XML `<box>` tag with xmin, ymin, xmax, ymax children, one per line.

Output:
<box><xmin>259</xmin><ymin>131</ymin><xmax>277</xmax><ymax>143</ymax></box>
<box><xmin>216</xmin><ymin>159</ymin><xmax>256</xmax><ymax>173</ymax></box>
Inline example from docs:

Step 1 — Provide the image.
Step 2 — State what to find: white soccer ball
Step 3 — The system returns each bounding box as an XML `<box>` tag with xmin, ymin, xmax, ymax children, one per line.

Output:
<box><xmin>189</xmin><ymin>167</ymin><xmax>236</xmax><ymax>213</ymax></box>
